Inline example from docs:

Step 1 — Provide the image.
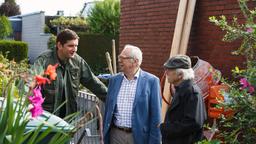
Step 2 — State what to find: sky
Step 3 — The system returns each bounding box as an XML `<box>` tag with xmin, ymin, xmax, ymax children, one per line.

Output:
<box><xmin>0</xmin><ymin>0</ymin><xmax>93</xmax><ymax>16</ymax></box>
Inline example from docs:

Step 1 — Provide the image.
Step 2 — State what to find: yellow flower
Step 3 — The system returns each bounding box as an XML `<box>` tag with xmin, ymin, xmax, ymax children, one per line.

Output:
<box><xmin>232</xmin><ymin>66</ymin><xmax>244</xmax><ymax>74</ymax></box>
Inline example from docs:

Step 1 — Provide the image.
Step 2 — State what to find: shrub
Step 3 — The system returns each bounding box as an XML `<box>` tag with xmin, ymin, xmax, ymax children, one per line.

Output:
<box><xmin>47</xmin><ymin>34</ymin><xmax>56</xmax><ymax>50</ymax></box>
<box><xmin>50</xmin><ymin>16</ymin><xmax>87</xmax><ymax>32</ymax></box>
<box><xmin>0</xmin><ymin>40</ymin><xmax>28</xmax><ymax>62</ymax></box>
<box><xmin>209</xmin><ymin>0</ymin><xmax>256</xmax><ymax>143</ymax></box>
<box><xmin>0</xmin><ymin>15</ymin><xmax>12</xmax><ymax>39</ymax></box>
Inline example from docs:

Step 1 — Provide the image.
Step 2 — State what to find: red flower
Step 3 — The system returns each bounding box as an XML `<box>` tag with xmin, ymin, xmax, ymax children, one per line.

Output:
<box><xmin>44</xmin><ymin>64</ymin><xmax>58</xmax><ymax>80</ymax></box>
<box><xmin>29</xmin><ymin>64</ymin><xmax>58</xmax><ymax>118</ymax></box>
<box><xmin>35</xmin><ymin>75</ymin><xmax>50</xmax><ymax>85</ymax></box>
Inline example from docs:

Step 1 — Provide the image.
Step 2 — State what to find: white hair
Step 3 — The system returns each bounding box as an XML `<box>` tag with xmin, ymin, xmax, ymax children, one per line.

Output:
<box><xmin>176</xmin><ymin>68</ymin><xmax>195</xmax><ymax>80</ymax></box>
<box><xmin>124</xmin><ymin>44</ymin><xmax>143</xmax><ymax>65</ymax></box>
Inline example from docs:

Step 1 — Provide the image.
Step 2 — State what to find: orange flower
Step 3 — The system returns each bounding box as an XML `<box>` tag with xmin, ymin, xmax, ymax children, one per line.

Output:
<box><xmin>44</xmin><ymin>64</ymin><xmax>58</xmax><ymax>80</ymax></box>
<box><xmin>35</xmin><ymin>75</ymin><xmax>50</xmax><ymax>85</ymax></box>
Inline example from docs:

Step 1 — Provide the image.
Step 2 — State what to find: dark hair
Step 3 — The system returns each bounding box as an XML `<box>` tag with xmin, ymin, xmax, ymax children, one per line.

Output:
<box><xmin>56</xmin><ymin>29</ymin><xmax>79</xmax><ymax>45</ymax></box>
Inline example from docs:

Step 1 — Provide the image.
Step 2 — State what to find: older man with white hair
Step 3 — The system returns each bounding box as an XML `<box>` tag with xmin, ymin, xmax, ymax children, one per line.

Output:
<box><xmin>160</xmin><ymin>55</ymin><xmax>207</xmax><ymax>144</ymax></box>
<box><xmin>103</xmin><ymin>44</ymin><xmax>162</xmax><ymax>144</ymax></box>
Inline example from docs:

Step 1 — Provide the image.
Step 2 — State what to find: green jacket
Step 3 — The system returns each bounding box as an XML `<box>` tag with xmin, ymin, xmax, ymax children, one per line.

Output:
<box><xmin>33</xmin><ymin>50</ymin><xmax>107</xmax><ymax>116</ymax></box>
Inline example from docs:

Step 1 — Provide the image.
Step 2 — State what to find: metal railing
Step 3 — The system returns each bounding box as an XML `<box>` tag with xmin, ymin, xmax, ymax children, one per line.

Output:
<box><xmin>71</xmin><ymin>90</ymin><xmax>105</xmax><ymax>144</ymax></box>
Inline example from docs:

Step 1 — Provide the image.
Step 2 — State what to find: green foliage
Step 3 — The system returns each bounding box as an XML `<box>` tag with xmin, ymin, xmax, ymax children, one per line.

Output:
<box><xmin>0</xmin><ymin>53</ymin><xmax>28</xmax><ymax>97</ymax></box>
<box><xmin>0</xmin><ymin>15</ymin><xmax>12</xmax><ymax>39</ymax></box>
<box><xmin>47</xmin><ymin>34</ymin><xmax>56</xmax><ymax>50</ymax></box>
<box><xmin>218</xmin><ymin>63</ymin><xmax>256</xmax><ymax>143</ymax></box>
<box><xmin>209</xmin><ymin>0</ymin><xmax>256</xmax><ymax>143</ymax></box>
<box><xmin>209</xmin><ymin>0</ymin><xmax>256</xmax><ymax>61</ymax></box>
<box><xmin>77</xmin><ymin>33</ymin><xmax>119</xmax><ymax>75</ymax></box>
<box><xmin>197</xmin><ymin>139</ymin><xmax>221</xmax><ymax>144</ymax></box>
<box><xmin>0</xmin><ymin>1</ymin><xmax>21</xmax><ymax>16</ymax></box>
<box><xmin>50</xmin><ymin>16</ymin><xmax>87</xmax><ymax>31</ymax></box>
<box><xmin>87</xmin><ymin>0</ymin><xmax>120</xmax><ymax>38</ymax></box>
<box><xmin>0</xmin><ymin>40</ymin><xmax>28</xmax><ymax>62</ymax></box>
<box><xmin>44</xmin><ymin>24</ymin><xmax>51</xmax><ymax>33</ymax></box>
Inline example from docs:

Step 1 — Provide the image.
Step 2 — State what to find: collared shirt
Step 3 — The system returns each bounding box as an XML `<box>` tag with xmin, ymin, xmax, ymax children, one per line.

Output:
<box><xmin>114</xmin><ymin>69</ymin><xmax>140</xmax><ymax>128</ymax></box>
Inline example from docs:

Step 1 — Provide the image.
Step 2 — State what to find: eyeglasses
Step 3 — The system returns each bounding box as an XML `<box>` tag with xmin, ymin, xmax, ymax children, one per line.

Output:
<box><xmin>118</xmin><ymin>55</ymin><xmax>134</xmax><ymax>60</ymax></box>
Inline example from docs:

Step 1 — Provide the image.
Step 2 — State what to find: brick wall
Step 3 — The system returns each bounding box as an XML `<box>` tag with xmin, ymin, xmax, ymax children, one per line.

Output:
<box><xmin>187</xmin><ymin>0</ymin><xmax>253</xmax><ymax>79</ymax></box>
<box><xmin>120</xmin><ymin>0</ymin><xmax>254</xmax><ymax>78</ymax></box>
<box><xmin>120</xmin><ymin>0</ymin><xmax>178</xmax><ymax>77</ymax></box>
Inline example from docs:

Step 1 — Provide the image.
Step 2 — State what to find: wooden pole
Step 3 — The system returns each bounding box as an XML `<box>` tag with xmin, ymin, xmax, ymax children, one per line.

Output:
<box><xmin>161</xmin><ymin>0</ymin><xmax>188</xmax><ymax>122</ymax></box>
<box><xmin>169</xmin><ymin>0</ymin><xmax>188</xmax><ymax>57</ymax></box>
<box><xmin>161</xmin><ymin>0</ymin><xmax>197</xmax><ymax>122</ymax></box>
<box><xmin>179</xmin><ymin>0</ymin><xmax>197</xmax><ymax>54</ymax></box>
<box><xmin>105</xmin><ymin>52</ymin><xmax>114</xmax><ymax>75</ymax></box>
<box><xmin>112</xmin><ymin>39</ymin><xmax>117</xmax><ymax>74</ymax></box>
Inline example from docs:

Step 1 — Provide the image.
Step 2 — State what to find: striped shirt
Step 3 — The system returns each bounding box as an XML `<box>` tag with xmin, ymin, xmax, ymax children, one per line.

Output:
<box><xmin>114</xmin><ymin>69</ymin><xmax>140</xmax><ymax>128</ymax></box>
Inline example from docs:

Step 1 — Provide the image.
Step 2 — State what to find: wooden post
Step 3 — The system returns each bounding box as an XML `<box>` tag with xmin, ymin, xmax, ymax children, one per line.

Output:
<box><xmin>161</xmin><ymin>0</ymin><xmax>188</xmax><ymax>122</ymax></box>
<box><xmin>105</xmin><ymin>52</ymin><xmax>114</xmax><ymax>75</ymax></box>
<box><xmin>169</xmin><ymin>0</ymin><xmax>188</xmax><ymax>57</ymax></box>
<box><xmin>161</xmin><ymin>0</ymin><xmax>197</xmax><ymax>122</ymax></box>
<box><xmin>179</xmin><ymin>0</ymin><xmax>197</xmax><ymax>54</ymax></box>
<box><xmin>112</xmin><ymin>39</ymin><xmax>117</xmax><ymax>74</ymax></box>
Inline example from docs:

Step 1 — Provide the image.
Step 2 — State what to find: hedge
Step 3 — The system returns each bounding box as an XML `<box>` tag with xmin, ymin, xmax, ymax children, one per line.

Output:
<box><xmin>0</xmin><ymin>40</ymin><xmax>28</xmax><ymax>62</ymax></box>
<box><xmin>77</xmin><ymin>33</ymin><xmax>119</xmax><ymax>75</ymax></box>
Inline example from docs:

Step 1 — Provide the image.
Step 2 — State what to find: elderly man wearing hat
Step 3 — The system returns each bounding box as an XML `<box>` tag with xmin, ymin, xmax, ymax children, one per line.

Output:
<box><xmin>160</xmin><ymin>55</ymin><xmax>207</xmax><ymax>144</ymax></box>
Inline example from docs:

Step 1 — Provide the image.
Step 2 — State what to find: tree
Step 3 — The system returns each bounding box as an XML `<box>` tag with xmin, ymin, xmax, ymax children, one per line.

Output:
<box><xmin>0</xmin><ymin>15</ymin><xmax>12</xmax><ymax>39</ymax></box>
<box><xmin>0</xmin><ymin>0</ymin><xmax>21</xmax><ymax>16</ymax></box>
<box><xmin>86</xmin><ymin>0</ymin><xmax>120</xmax><ymax>38</ymax></box>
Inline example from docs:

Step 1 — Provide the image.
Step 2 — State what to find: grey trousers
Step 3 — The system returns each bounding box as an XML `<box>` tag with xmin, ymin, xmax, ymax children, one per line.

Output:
<box><xmin>110</xmin><ymin>127</ymin><xmax>134</xmax><ymax>144</ymax></box>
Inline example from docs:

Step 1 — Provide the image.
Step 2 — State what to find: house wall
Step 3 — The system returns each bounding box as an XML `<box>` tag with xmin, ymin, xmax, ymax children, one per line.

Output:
<box><xmin>120</xmin><ymin>0</ymin><xmax>253</xmax><ymax>78</ymax></box>
<box><xmin>22</xmin><ymin>11</ymin><xmax>51</xmax><ymax>63</ymax></box>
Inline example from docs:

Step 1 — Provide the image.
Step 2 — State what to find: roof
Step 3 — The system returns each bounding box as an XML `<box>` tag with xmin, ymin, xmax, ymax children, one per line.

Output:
<box><xmin>9</xmin><ymin>11</ymin><xmax>45</xmax><ymax>19</ymax></box>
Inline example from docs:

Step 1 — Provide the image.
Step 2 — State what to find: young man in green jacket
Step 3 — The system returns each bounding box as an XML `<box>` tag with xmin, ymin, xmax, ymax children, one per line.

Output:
<box><xmin>33</xmin><ymin>29</ymin><xmax>107</xmax><ymax>118</ymax></box>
